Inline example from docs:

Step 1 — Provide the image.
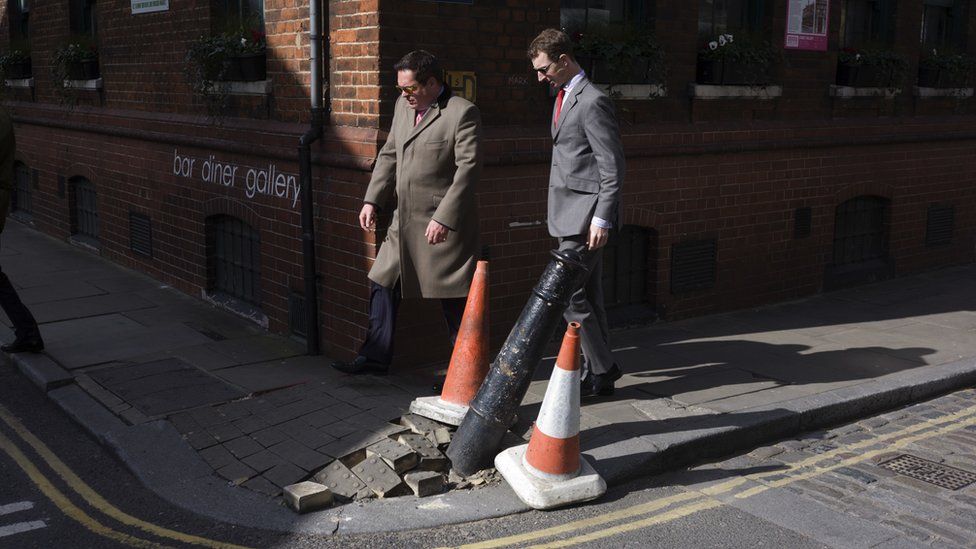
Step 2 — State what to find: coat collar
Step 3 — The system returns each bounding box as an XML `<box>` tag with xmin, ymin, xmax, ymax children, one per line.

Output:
<box><xmin>552</xmin><ymin>76</ymin><xmax>589</xmax><ymax>139</ymax></box>
<box><xmin>403</xmin><ymin>86</ymin><xmax>452</xmax><ymax>146</ymax></box>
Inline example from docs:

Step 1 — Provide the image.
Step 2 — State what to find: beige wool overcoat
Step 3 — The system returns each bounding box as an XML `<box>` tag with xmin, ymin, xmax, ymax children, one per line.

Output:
<box><xmin>364</xmin><ymin>89</ymin><xmax>483</xmax><ymax>299</ymax></box>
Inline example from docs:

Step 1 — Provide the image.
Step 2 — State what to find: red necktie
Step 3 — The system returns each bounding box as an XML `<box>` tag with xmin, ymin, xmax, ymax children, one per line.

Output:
<box><xmin>553</xmin><ymin>88</ymin><xmax>565</xmax><ymax>127</ymax></box>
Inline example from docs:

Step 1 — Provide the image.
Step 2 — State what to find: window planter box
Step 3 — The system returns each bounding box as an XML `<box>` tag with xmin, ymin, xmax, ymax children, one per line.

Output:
<box><xmin>4</xmin><ymin>59</ymin><xmax>31</xmax><ymax>79</ymax></box>
<box><xmin>219</xmin><ymin>52</ymin><xmax>267</xmax><ymax>83</ymax></box>
<box><xmin>696</xmin><ymin>56</ymin><xmax>770</xmax><ymax>86</ymax></box>
<box><xmin>836</xmin><ymin>62</ymin><xmax>899</xmax><ymax>88</ymax></box>
<box><xmin>66</xmin><ymin>59</ymin><xmax>100</xmax><ymax>80</ymax></box>
<box><xmin>916</xmin><ymin>67</ymin><xmax>969</xmax><ymax>89</ymax></box>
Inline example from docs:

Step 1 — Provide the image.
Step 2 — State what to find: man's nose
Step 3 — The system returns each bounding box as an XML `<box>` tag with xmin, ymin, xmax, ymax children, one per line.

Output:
<box><xmin>537</xmin><ymin>71</ymin><xmax>546</xmax><ymax>82</ymax></box>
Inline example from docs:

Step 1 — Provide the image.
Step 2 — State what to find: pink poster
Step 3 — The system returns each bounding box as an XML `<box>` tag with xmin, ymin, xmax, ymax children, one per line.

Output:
<box><xmin>784</xmin><ymin>0</ymin><xmax>829</xmax><ymax>51</ymax></box>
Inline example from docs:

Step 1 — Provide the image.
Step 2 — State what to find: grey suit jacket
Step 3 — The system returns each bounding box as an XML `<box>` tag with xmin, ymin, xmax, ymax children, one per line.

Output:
<box><xmin>547</xmin><ymin>77</ymin><xmax>625</xmax><ymax>238</ymax></box>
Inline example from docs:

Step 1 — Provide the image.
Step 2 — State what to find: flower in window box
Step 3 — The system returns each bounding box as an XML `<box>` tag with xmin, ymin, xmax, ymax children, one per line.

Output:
<box><xmin>918</xmin><ymin>48</ymin><xmax>974</xmax><ymax>88</ymax></box>
<box><xmin>697</xmin><ymin>32</ymin><xmax>776</xmax><ymax>86</ymax></box>
<box><xmin>0</xmin><ymin>48</ymin><xmax>31</xmax><ymax>80</ymax></box>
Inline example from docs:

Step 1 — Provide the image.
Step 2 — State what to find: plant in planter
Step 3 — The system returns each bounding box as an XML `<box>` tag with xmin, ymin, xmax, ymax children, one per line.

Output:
<box><xmin>836</xmin><ymin>47</ymin><xmax>908</xmax><ymax>88</ymax></box>
<box><xmin>0</xmin><ymin>48</ymin><xmax>32</xmax><ymax>80</ymax></box>
<box><xmin>51</xmin><ymin>37</ymin><xmax>99</xmax><ymax>105</ymax></box>
<box><xmin>234</xmin><ymin>26</ymin><xmax>267</xmax><ymax>82</ymax></box>
<box><xmin>184</xmin><ymin>33</ymin><xmax>241</xmax><ymax>115</ymax></box>
<box><xmin>572</xmin><ymin>31</ymin><xmax>618</xmax><ymax>83</ymax></box>
<box><xmin>697</xmin><ymin>32</ymin><xmax>777</xmax><ymax>86</ymax></box>
<box><xmin>571</xmin><ymin>26</ymin><xmax>665</xmax><ymax>87</ymax></box>
<box><xmin>623</xmin><ymin>28</ymin><xmax>666</xmax><ymax>86</ymax></box>
<box><xmin>918</xmin><ymin>48</ymin><xmax>975</xmax><ymax>88</ymax></box>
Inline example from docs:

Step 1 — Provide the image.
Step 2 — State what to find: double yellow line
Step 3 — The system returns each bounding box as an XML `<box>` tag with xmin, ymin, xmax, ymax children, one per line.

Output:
<box><xmin>0</xmin><ymin>402</ymin><xmax>248</xmax><ymax>548</ymax></box>
<box><xmin>457</xmin><ymin>402</ymin><xmax>976</xmax><ymax>549</ymax></box>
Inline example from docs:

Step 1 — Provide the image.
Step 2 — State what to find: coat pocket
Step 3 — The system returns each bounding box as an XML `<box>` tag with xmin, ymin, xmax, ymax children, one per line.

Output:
<box><xmin>565</xmin><ymin>173</ymin><xmax>600</xmax><ymax>194</ymax></box>
<box><xmin>426</xmin><ymin>139</ymin><xmax>448</xmax><ymax>149</ymax></box>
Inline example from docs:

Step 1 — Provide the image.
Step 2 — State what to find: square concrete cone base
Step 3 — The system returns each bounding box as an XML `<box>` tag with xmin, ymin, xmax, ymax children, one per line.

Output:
<box><xmin>495</xmin><ymin>444</ymin><xmax>607</xmax><ymax>510</ymax></box>
<box><xmin>409</xmin><ymin>396</ymin><xmax>469</xmax><ymax>426</ymax></box>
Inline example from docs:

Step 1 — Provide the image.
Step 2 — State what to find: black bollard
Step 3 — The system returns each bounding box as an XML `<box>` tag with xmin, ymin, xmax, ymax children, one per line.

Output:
<box><xmin>446</xmin><ymin>248</ymin><xmax>590</xmax><ymax>476</ymax></box>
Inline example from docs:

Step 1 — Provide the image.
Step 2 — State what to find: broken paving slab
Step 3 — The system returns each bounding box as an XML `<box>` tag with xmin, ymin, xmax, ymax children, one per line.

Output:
<box><xmin>283</xmin><ymin>481</ymin><xmax>333</xmax><ymax>513</ymax></box>
<box><xmin>397</xmin><ymin>433</ymin><xmax>449</xmax><ymax>472</ymax></box>
<box><xmin>404</xmin><ymin>471</ymin><xmax>444</xmax><ymax>497</ymax></box>
<box><xmin>351</xmin><ymin>456</ymin><xmax>408</xmax><ymax>498</ymax></box>
<box><xmin>400</xmin><ymin>413</ymin><xmax>443</xmax><ymax>437</ymax></box>
<box><xmin>365</xmin><ymin>438</ymin><xmax>418</xmax><ymax>474</ymax></box>
<box><xmin>312</xmin><ymin>460</ymin><xmax>368</xmax><ymax>501</ymax></box>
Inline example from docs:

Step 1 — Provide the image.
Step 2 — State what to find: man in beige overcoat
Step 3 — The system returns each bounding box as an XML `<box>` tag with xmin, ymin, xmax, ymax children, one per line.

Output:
<box><xmin>332</xmin><ymin>50</ymin><xmax>482</xmax><ymax>375</ymax></box>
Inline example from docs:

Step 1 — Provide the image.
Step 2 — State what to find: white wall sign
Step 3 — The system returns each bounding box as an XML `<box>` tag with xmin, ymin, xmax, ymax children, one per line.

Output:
<box><xmin>172</xmin><ymin>149</ymin><xmax>302</xmax><ymax>208</ymax></box>
<box><xmin>131</xmin><ymin>0</ymin><xmax>168</xmax><ymax>15</ymax></box>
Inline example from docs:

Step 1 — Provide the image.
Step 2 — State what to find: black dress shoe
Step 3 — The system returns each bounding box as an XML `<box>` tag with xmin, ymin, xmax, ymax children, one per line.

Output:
<box><xmin>331</xmin><ymin>356</ymin><xmax>389</xmax><ymax>375</ymax></box>
<box><xmin>581</xmin><ymin>364</ymin><xmax>623</xmax><ymax>397</ymax></box>
<box><xmin>1</xmin><ymin>336</ymin><xmax>45</xmax><ymax>354</ymax></box>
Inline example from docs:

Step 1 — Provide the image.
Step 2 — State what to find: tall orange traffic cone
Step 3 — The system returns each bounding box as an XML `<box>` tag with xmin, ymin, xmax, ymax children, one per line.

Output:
<box><xmin>494</xmin><ymin>322</ymin><xmax>606</xmax><ymax>509</ymax></box>
<box><xmin>410</xmin><ymin>260</ymin><xmax>490</xmax><ymax>425</ymax></box>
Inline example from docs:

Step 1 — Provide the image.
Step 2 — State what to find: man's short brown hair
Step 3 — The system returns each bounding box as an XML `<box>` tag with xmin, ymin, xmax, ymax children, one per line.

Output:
<box><xmin>527</xmin><ymin>28</ymin><xmax>574</xmax><ymax>61</ymax></box>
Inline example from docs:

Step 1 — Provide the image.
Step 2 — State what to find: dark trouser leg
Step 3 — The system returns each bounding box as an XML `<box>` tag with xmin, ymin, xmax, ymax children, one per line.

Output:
<box><xmin>358</xmin><ymin>280</ymin><xmax>401</xmax><ymax>365</ymax></box>
<box><xmin>440</xmin><ymin>297</ymin><xmax>466</xmax><ymax>347</ymax></box>
<box><xmin>558</xmin><ymin>236</ymin><xmax>614</xmax><ymax>377</ymax></box>
<box><xmin>0</xmin><ymin>265</ymin><xmax>39</xmax><ymax>340</ymax></box>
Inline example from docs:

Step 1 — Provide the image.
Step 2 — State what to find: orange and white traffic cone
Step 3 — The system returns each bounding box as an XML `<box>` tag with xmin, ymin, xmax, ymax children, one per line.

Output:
<box><xmin>410</xmin><ymin>260</ymin><xmax>490</xmax><ymax>426</ymax></box>
<box><xmin>494</xmin><ymin>322</ymin><xmax>606</xmax><ymax>509</ymax></box>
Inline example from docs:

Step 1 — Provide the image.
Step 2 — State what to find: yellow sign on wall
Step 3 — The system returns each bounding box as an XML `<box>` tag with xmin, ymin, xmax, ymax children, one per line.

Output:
<box><xmin>445</xmin><ymin>71</ymin><xmax>476</xmax><ymax>103</ymax></box>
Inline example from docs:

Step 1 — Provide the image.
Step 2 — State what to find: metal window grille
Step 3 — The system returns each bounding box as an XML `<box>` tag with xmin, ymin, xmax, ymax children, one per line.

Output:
<box><xmin>71</xmin><ymin>178</ymin><xmax>99</xmax><ymax>240</ymax></box>
<box><xmin>671</xmin><ymin>239</ymin><xmax>717</xmax><ymax>294</ymax></box>
<box><xmin>925</xmin><ymin>205</ymin><xmax>954</xmax><ymax>247</ymax></box>
<box><xmin>207</xmin><ymin>215</ymin><xmax>261</xmax><ymax>305</ymax></box>
<box><xmin>12</xmin><ymin>162</ymin><xmax>30</xmax><ymax>214</ymax></box>
<box><xmin>832</xmin><ymin>196</ymin><xmax>888</xmax><ymax>266</ymax></box>
<box><xmin>289</xmin><ymin>292</ymin><xmax>307</xmax><ymax>338</ymax></box>
<box><xmin>129</xmin><ymin>212</ymin><xmax>153</xmax><ymax>258</ymax></box>
<box><xmin>794</xmin><ymin>207</ymin><xmax>812</xmax><ymax>239</ymax></box>
<box><xmin>602</xmin><ymin>225</ymin><xmax>651</xmax><ymax>308</ymax></box>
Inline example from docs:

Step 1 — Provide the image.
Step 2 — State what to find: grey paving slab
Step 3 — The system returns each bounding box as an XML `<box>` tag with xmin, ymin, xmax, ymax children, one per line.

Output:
<box><xmin>18</xmin><ymin>279</ymin><xmax>106</xmax><ymax>305</ymax></box>
<box><xmin>214</xmin><ymin>359</ymin><xmax>322</xmax><ymax>393</ymax></box>
<box><xmin>205</xmin><ymin>335</ymin><xmax>305</xmax><ymax>365</ymax></box>
<box><xmin>44</xmin><ymin>321</ymin><xmax>215</xmax><ymax>370</ymax></box>
<box><xmin>632</xmin><ymin>367</ymin><xmax>785</xmax><ymax>405</ymax></box>
<box><xmin>31</xmin><ymin>292</ymin><xmax>157</xmax><ymax>324</ymax></box>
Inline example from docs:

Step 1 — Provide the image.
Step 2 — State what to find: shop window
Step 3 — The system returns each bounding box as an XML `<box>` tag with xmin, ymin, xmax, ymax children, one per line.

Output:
<box><xmin>214</xmin><ymin>0</ymin><xmax>264</xmax><ymax>31</ymax></box>
<box><xmin>841</xmin><ymin>0</ymin><xmax>895</xmax><ymax>48</ymax></box>
<box><xmin>206</xmin><ymin>215</ymin><xmax>261</xmax><ymax>306</ymax></box>
<box><xmin>70</xmin><ymin>177</ymin><xmax>99</xmax><ymax>242</ymax></box>
<box><xmin>12</xmin><ymin>162</ymin><xmax>31</xmax><ymax>216</ymax></box>
<box><xmin>8</xmin><ymin>0</ymin><xmax>29</xmax><ymax>44</ymax></box>
<box><xmin>560</xmin><ymin>0</ymin><xmax>658</xmax><ymax>85</ymax></box>
<box><xmin>921</xmin><ymin>0</ymin><xmax>967</xmax><ymax>49</ymax></box>
<box><xmin>561</xmin><ymin>0</ymin><xmax>649</xmax><ymax>32</ymax></box>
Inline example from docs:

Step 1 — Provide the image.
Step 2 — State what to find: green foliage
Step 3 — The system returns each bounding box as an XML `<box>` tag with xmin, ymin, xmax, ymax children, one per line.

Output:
<box><xmin>572</xmin><ymin>25</ymin><xmax>667</xmax><ymax>86</ymax></box>
<box><xmin>183</xmin><ymin>34</ymin><xmax>239</xmax><ymax>117</ymax></box>
<box><xmin>698</xmin><ymin>32</ymin><xmax>777</xmax><ymax>86</ymax></box>
<box><xmin>51</xmin><ymin>36</ymin><xmax>98</xmax><ymax>106</ymax></box>
<box><xmin>919</xmin><ymin>47</ymin><xmax>975</xmax><ymax>81</ymax></box>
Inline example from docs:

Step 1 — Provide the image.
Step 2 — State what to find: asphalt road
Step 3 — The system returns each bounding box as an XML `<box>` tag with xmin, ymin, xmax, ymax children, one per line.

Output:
<box><xmin>3</xmin><ymin>355</ymin><xmax>975</xmax><ymax>548</ymax></box>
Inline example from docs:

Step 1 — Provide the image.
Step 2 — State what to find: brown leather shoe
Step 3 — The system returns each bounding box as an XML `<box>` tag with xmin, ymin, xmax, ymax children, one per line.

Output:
<box><xmin>1</xmin><ymin>336</ymin><xmax>45</xmax><ymax>354</ymax></box>
<box><xmin>331</xmin><ymin>356</ymin><xmax>389</xmax><ymax>375</ymax></box>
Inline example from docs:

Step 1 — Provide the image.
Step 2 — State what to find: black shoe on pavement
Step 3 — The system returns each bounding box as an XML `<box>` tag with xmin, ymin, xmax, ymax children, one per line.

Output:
<box><xmin>581</xmin><ymin>364</ymin><xmax>622</xmax><ymax>397</ymax></box>
<box><xmin>331</xmin><ymin>356</ymin><xmax>390</xmax><ymax>375</ymax></box>
<box><xmin>1</xmin><ymin>336</ymin><xmax>45</xmax><ymax>354</ymax></box>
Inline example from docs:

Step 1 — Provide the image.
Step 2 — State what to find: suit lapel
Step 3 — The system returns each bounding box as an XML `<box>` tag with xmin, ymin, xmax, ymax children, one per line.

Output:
<box><xmin>403</xmin><ymin>102</ymin><xmax>441</xmax><ymax>148</ymax></box>
<box><xmin>552</xmin><ymin>77</ymin><xmax>588</xmax><ymax>140</ymax></box>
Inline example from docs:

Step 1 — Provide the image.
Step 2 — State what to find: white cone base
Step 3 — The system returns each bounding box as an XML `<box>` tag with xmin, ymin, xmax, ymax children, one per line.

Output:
<box><xmin>495</xmin><ymin>444</ymin><xmax>607</xmax><ymax>510</ymax></box>
<box><xmin>409</xmin><ymin>396</ymin><xmax>468</xmax><ymax>426</ymax></box>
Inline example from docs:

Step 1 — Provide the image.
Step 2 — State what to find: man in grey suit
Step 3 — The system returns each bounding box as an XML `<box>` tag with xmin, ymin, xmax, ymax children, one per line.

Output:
<box><xmin>528</xmin><ymin>28</ymin><xmax>625</xmax><ymax>396</ymax></box>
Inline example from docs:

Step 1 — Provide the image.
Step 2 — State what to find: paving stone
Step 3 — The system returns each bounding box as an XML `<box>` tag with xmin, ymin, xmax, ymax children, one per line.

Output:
<box><xmin>300</xmin><ymin>429</ymin><xmax>338</xmax><ymax>450</ymax></box>
<box><xmin>199</xmin><ymin>444</ymin><xmax>237</xmax><ymax>470</ymax></box>
<box><xmin>283</xmin><ymin>481</ymin><xmax>333</xmax><ymax>513</ymax></box>
<box><xmin>404</xmin><ymin>471</ymin><xmax>444</xmax><ymax>497</ymax></box>
<box><xmin>319</xmin><ymin>421</ymin><xmax>359</xmax><ymax>439</ymax></box>
<box><xmin>318</xmin><ymin>437</ymin><xmax>368</xmax><ymax>460</ymax></box>
<box><xmin>401</xmin><ymin>414</ymin><xmax>443</xmax><ymax>436</ymax></box>
<box><xmin>859</xmin><ymin>417</ymin><xmax>890</xmax><ymax>429</ymax></box>
<box><xmin>242</xmin><ymin>475</ymin><xmax>281</xmax><ymax>497</ymax></box>
<box><xmin>168</xmin><ymin>411</ymin><xmax>201</xmax><ymax>433</ymax></box>
<box><xmin>397</xmin><ymin>433</ymin><xmax>449</xmax><ymax>472</ymax></box>
<box><xmin>311</xmin><ymin>460</ymin><xmax>368</xmax><ymax>501</ymax></box>
<box><xmin>365</xmin><ymin>438</ymin><xmax>418</xmax><ymax>474</ymax></box>
<box><xmin>372</xmin><ymin>422</ymin><xmax>411</xmax><ymax>438</ymax></box>
<box><xmin>303</xmin><ymin>409</ymin><xmax>339</xmax><ymax>428</ymax></box>
<box><xmin>216</xmin><ymin>461</ymin><xmax>257</xmax><ymax>486</ymax></box>
<box><xmin>776</xmin><ymin>440</ymin><xmax>808</xmax><ymax>451</ymax></box>
<box><xmin>262</xmin><ymin>462</ymin><xmax>307</xmax><ymax>488</ymax></box>
<box><xmin>351</xmin><ymin>456</ymin><xmax>408</xmax><ymax>498</ymax></box>
<box><xmin>242</xmin><ymin>449</ymin><xmax>283</xmax><ymax>473</ymax></box>
<box><xmin>267</xmin><ymin>439</ymin><xmax>331</xmax><ymax>472</ymax></box>
<box><xmin>183</xmin><ymin>430</ymin><xmax>219</xmax><ymax>450</ymax></box>
<box><xmin>231</xmin><ymin>415</ymin><xmax>272</xmax><ymax>434</ymax></box>
<box><xmin>323</xmin><ymin>401</ymin><xmax>362</xmax><ymax>421</ymax></box>
<box><xmin>207</xmin><ymin>422</ymin><xmax>245</xmax><ymax>442</ymax></box>
<box><xmin>831</xmin><ymin>466</ymin><xmax>878</xmax><ymax>485</ymax></box>
<box><xmin>426</xmin><ymin>426</ymin><xmax>452</xmax><ymax>447</ymax></box>
<box><xmin>251</xmin><ymin>427</ymin><xmax>289</xmax><ymax>448</ymax></box>
<box><xmin>223</xmin><ymin>436</ymin><xmax>263</xmax><ymax>459</ymax></box>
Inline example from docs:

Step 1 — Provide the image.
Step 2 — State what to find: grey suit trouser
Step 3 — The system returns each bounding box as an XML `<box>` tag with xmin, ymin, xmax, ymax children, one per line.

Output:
<box><xmin>558</xmin><ymin>236</ymin><xmax>614</xmax><ymax>377</ymax></box>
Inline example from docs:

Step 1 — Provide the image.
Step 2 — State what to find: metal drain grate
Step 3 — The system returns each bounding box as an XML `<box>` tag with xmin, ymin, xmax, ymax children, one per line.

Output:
<box><xmin>879</xmin><ymin>454</ymin><xmax>976</xmax><ymax>490</ymax></box>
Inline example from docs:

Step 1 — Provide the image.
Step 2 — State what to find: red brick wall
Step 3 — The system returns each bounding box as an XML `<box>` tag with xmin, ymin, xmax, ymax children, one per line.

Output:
<box><xmin>4</xmin><ymin>0</ymin><xmax>976</xmax><ymax>369</ymax></box>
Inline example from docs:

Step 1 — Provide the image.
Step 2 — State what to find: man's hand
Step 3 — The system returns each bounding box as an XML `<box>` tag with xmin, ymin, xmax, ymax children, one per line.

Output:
<box><xmin>359</xmin><ymin>203</ymin><xmax>377</xmax><ymax>232</ymax></box>
<box><xmin>426</xmin><ymin>219</ymin><xmax>450</xmax><ymax>245</ymax></box>
<box><xmin>587</xmin><ymin>223</ymin><xmax>609</xmax><ymax>250</ymax></box>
